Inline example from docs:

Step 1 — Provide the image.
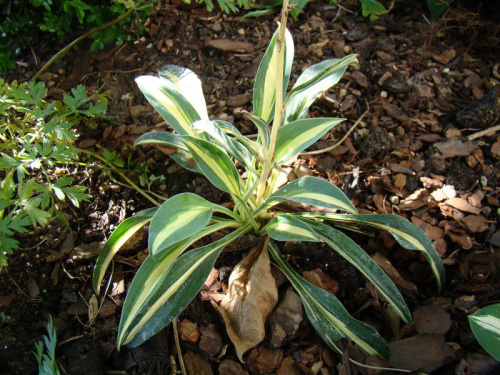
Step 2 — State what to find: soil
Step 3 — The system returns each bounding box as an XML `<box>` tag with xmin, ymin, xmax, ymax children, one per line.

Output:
<box><xmin>1</xmin><ymin>0</ymin><xmax>500</xmax><ymax>374</ymax></box>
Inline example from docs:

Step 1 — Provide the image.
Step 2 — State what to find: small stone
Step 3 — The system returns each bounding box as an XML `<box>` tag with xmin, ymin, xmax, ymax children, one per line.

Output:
<box><xmin>269</xmin><ymin>287</ymin><xmax>304</xmax><ymax>348</ymax></box>
<box><xmin>27</xmin><ymin>279</ymin><xmax>40</xmax><ymax>298</ymax></box>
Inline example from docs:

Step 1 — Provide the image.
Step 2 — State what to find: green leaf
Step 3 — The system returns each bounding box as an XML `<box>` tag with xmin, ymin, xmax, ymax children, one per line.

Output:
<box><xmin>427</xmin><ymin>0</ymin><xmax>455</xmax><ymax>20</ymax></box>
<box><xmin>119</xmin><ymin>224</ymin><xmax>251</xmax><ymax>347</ymax></box>
<box><xmin>283</xmin><ymin>56</ymin><xmax>358</xmax><ymax>124</ymax></box>
<box><xmin>359</xmin><ymin>0</ymin><xmax>386</xmax><ymax>20</ymax></box>
<box><xmin>268</xmin><ymin>241</ymin><xmax>389</xmax><ymax>357</ymax></box>
<box><xmin>303</xmin><ymin>213</ymin><xmax>446</xmax><ymax>293</ymax></box>
<box><xmin>264</xmin><ymin>214</ymin><xmax>320</xmax><ymax>242</ymax></box>
<box><xmin>253</xmin><ymin>26</ymin><xmax>294</xmax><ymax>124</ymax></box>
<box><xmin>157</xmin><ymin>65</ymin><xmax>209</xmax><ymax>121</ymax></box>
<box><xmin>239</xmin><ymin>112</ymin><xmax>270</xmax><ymax>152</ymax></box>
<box><xmin>468</xmin><ymin>304</ymin><xmax>500</xmax><ymax>360</ymax></box>
<box><xmin>134</xmin><ymin>131</ymin><xmax>189</xmax><ymax>152</ymax></box>
<box><xmin>93</xmin><ymin>207</ymin><xmax>158</xmax><ymax>294</ymax></box>
<box><xmin>284</xmin><ymin>55</ymin><xmax>358</xmax><ymax>124</ymax></box>
<box><xmin>180</xmin><ymin>136</ymin><xmax>242</xmax><ymax>197</ymax></box>
<box><xmin>274</xmin><ymin>118</ymin><xmax>345</xmax><ymax>163</ymax></box>
<box><xmin>148</xmin><ymin>193</ymin><xmax>213</xmax><ymax>257</ymax></box>
<box><xmin>135</xmin><ymin>75</ymin><xmax>202</xmax><ymax>136</ymax></box>
<box><xmin>304</xmin><ymin>219</ymin><xmax>412</xmax><ymax>323</ymax></box>
<box><xmin>263</xmin><ymin>176</ymin><xmax>358</xmax><ymax>214</ymax></box>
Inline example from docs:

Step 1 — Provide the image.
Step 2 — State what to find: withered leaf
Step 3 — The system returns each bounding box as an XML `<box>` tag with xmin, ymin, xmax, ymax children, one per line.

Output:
<box><xmin>220</xmin><ymin>240</ymin><xmax>278</xmax><ymax>361</ymax></box>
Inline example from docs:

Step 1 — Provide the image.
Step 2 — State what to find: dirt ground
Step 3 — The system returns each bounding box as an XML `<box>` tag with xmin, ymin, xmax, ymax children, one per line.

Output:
<box><xmin>1</xmin><ymin>0</ymin><xmax>500</xmax><ymax>374</ymax></box>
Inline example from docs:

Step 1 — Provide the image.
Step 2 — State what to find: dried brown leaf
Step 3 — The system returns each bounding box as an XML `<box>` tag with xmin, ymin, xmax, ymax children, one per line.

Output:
<box><xmin>179</xmin><ymin>319</ymin><xmax>201</xmax><ymax>343</ymax></box>
<box><xmin>221</xmin><ymin>241</ymin><xmax>278</xmax><ymax>361</ymax></box>
<box><xmin>302</xmin><ymin>269</ymin><xmax>339</xmax><ymax>295</ymax></box>
<box><xmin>371</xmin><ymin>253</ymin><xmax>418</xmax><ymax>294</ymax></box>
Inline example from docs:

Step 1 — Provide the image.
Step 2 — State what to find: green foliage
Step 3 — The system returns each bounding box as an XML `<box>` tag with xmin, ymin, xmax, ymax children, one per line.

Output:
<box><xmin>0</xmin><ymin>79</ymin><xmax>107</xmax><ymax>266</ymax></box>
<box><xmin>427</xmin><ymin>0</ymin><xmax>455</xmax><ymax>20</ymax></box>
<box><xmin>34</xmin><ymin>317</ymin><xmax>61</xmax><ymax>375</ymax></box>
<box><xmin>469</xmin><ymin>304</ymin><xmax>500</xmax><ymax>360</ymax></box>
<box><xmin>93</xmin><ymin>22</ymin><xmax>445</xmax><ymax>359</ymax></box>
<box><xmin>0</xmin><ymin>0</ymin><xmax>157</xmax><ymax>73</ymax></box>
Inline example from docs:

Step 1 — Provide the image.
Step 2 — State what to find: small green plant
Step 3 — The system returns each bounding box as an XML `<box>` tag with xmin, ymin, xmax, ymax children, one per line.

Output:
<box><xmin>0</xmin><ymin>79</ymin><xmax>108</xmax><ymax>266</ymax></box>
<box><xmin>0</xmin><ymin>0</ymin><xmax>157</xmax><ymax>73</ymax></box>
<box><xmin>469</xmin><ymin>303</ymin><xmax>500</xmax><ymax>360</ymax></box>
<box><xmin>93</xmin><ymin>1</ymin><xmax>444</xmax><ymax>359</ymax></box>
<box><xmin>34</xmin><ymin>317</ymin><xmax>61</xmax><ymax>375</ymax></box>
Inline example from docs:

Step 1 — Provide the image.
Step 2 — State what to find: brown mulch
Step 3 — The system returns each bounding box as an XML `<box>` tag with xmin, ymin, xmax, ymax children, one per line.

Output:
<box><xmin>1</xmin><ymin>0</ymin><xmax>500</xmax><ymax>374</ymax></box>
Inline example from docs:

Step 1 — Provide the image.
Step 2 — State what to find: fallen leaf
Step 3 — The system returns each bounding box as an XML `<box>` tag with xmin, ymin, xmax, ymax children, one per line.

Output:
<box><xmin>302</xmin><ymin>269</ymin><xmax>339</xmax><ymax>295</ymax></box>
<box><xmin>413</xmin><ymin>305</ymin><xmax>452</xmax><ymax>334</ymax></box>
<box><xmin>0</xmin><ymin>294</ymin><xmax>14</xmax><ymax>307</ymax></box>
<box><xmin>398</xmin><ymin>188</ymin><xmax>430</xmax><ymax>211</ymax></box>
<box><xmin>431</xmin><ymin>49</ymin><xmax>456</xmax><ymax>65</ymax></box>
<box><xmin>371</xmin><ymin>253</ymin><xmax>418</xmax><ymax>294</ymax></box>
<box><xmin>221</xmin><ymin>241</ymin><xmax>278</xmax><ymax>361</ymax></box>
<box><xmin>447</xmin><ymin>231</ymin><xmax>473</xmax><ymax>250</ymax></box>
<box><xmin>389</xmin><ymin>334</ymin><xmax>455</xmax><ymax>373</ymax></box>
<box><xmin>179</xmin><ymin>319</ymin><xmax>201</xmax><ymax>343</ymax></box>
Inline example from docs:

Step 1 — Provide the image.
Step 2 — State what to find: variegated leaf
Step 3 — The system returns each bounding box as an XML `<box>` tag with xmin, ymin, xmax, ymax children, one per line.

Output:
<box><xmin>148</xmin><ymin>193</ymin><xmax>213</xmax><ymax>257</ymax></box>
<box><xmin>118</xmin><ymin>224</ymin><xmax>251</xmax><ymax>347</ymax></box>
<box><xmin>283</xmin><ymin>55</ymin><xmax>359</xmax><ymax>124</ymax></box>
<box><xmin>158</xmin><ymin>65</ymin><xmax>209</xmax><ymax>121</ymax></box>
<box><xmin>260</xmin><ymin>176</ymin><xmax>357</xmax><ymax>214</ymax></box>
<box><xmin>180</xmin><ymin>136</ymin><xmax>243</xmax><ymax>197</ymax></box>
<box><xmin>135</xmin><ymin>75</ymin><xmax>200</xmax><ymax>136</ymax></box>
<box><xmin>298</xmin><ymin>213</ymin><xmax>445</xmax><ymax>293</ymax></box>
<box><xmin>268</xmin><ymin>241</ymin><xmax>389</xmax><ymax>357</ymax></box>
<box><xmin>253</xmin><ymin>26</ymin><xmax>294</xmax><ymax>124</ymax></box>
<box><xmin>264</xmin><ymin>214</ymin><xmax>320</xmax><ymax>242</ymax></box>
<box><xmin>93</xmin><ymin>207</ymin><xmax>158</xmax><ymax>295</ymax></box>
<box><xmin>304</xmin><ymin>219</ymin><xmax>412</xmax><ymax>323</ymax></box>
<box><xmin>274</xmin><ymin>118</ymin><xmax>345</xmax><ymax>163</ymax></box>
<box><xmin>134</xmin><ymin>131</ymin><xmax>188</xmax><ymax>152</ymax></box>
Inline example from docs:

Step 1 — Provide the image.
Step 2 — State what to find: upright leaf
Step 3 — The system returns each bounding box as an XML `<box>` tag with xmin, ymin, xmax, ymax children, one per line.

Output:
<box><xmin>274</xmin><ymin>118</ymin><xmax>345</xmax><ymax>163</ymax></box>
<box><xmin>92</xmin><ymin>207</ymin><xmax>158</xmax><ymax>294</ymax></box>
<box><xmin>158</xmin><ymin>65</ymin><xmax>209</xmax><ymax>120</ymax></box>
<box><xmin>135</xmin><ymin>75</ymin><xmax>201</xmax><ymax>135</ymax></box>
<box><xmin>283</xmin><ymin>55</ymin><xmax>358</xmax><ymax>124</ymax></box>
<box><xmin>468</xmin><ymin>304</ymin><xmax>500</xmax><ymax>360</ymax></box>
<box><xmin>148</xmin><ymin>193</ymin><xmax>213</xmax><ymax>257</ymax></box>
<box><xmin>253</xmin><ymin>26</ymin><xmax>294</xmax><ymax>124</ymax></box>
<box><xmin>268</xmin><ymin>241</ymin><xmax>389</xmax><ymax>357</ymax></box>
<box><xmin>264</xmin><ymin>214</ymin><xmax>321</xmax><ymax>242</ymax></box>
<box><xmin>180</xmin><ymin>136</ymin><xmax>243</xmax><ymax>197</ymax></box>
<box><xmin>221</xmin><ymin>240</ymin><xmax>278</xmax><ymax>361</ymax></box>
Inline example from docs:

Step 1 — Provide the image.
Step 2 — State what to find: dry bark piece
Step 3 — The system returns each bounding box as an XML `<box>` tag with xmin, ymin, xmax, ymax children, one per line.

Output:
<box><xmin>434</xmin><ymin>140</ymin><xmax>479</xmax><ymax>157</ymax></box>
<box><xmin>179</xmin><ymin>319</ymin><xmax>201</xmax><ymax>343</ymax></box>
<box><xmin>275</xmin><ymin>357</ymin><xmax>303</xmax><ymax>375</ymax></box>
<box><xmin>183</xmin><ymin>350</ymin><xmax>214</xmax><ymax>375</ymax></box>
<box><xmin>247</xmin><ymin>346</ymin><xmax>283</xmax><ymax>374</ymax></box>
<box><xmin>218</xmin><ymin>359</ymin><xmax>249</xmax><ymax>375</ymax></box>
<box><xmin>461</xmin><ymin>215</ymin><xmax>489</xmax><ymax>233</ymax></box>
<box><xmin>205</xmin><ymin>39</ymin><xmax>254</xmax><ymax>53</ymax></box>
<box><xmin>269</xmin><ymin>287</ymin><xmax>304</xmax><ymax>348</ymax></box>
<box><xmin>220</xmin><ymin>241</ymin><xmax>278</xmax><ymax>361</ymax></box>
<box><xmin>445</xmin><ymin>197</ymin><xmax>481</xmax><ymax>215</ymax></box>
<box><xmin>199</xmin><ymin>324</ymin><xmax>223</xmax><ymax>357</ymax></box>
<box><xmin>413</xmin><ymin>305</ymin><xmax>452</xmax><ymax>334</ymax></box>
<box><xmin>398</xmin><ymin>188</ymin><xmax>430</xmax><ymax>211</ymax></box>
<box><xmin>388</xmin><ymin>334</ymin><xmax>455</xmax><ymax>373</ymax></box>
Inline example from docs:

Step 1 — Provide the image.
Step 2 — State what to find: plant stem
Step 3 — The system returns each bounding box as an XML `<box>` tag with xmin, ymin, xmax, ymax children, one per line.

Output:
<box><xmin>79</xmin><ymin>149</ymin><xmax>161</xmax><ymax>207</ymax></box>
<box><xmin>32</xmin><ymin>5</ymin><xmax>150</xmax><ymax>81</ymax></box>
<box><xmin>255</xmin><ymin>0</ymin><xmax>290</xmax><ymax>207</ymax></box>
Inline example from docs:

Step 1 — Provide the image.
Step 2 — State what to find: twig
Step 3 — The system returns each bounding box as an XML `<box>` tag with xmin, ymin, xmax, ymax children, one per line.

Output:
<box><xmin>32</xmin><ymin>5</ymin><xmax>149</xmax><ymax>81</ymax></box>
<box><xmin>300</xmin><ymin>104</ymin><xmax>369</xmax><ymax>156</ymax></box>
<box><xmin>467</xmin><ymin>124</ymin><xmax>500</xmax><ymax>141</ymax></box>
<box><xmin>173</xmin><ymin>318</ymin><xmax>187</xmax><ymax>375</ymax></box>
<box><xmin>348</xmin><ymin>357</ymin><xmax>417</xmax><ymax>373</ymax></box>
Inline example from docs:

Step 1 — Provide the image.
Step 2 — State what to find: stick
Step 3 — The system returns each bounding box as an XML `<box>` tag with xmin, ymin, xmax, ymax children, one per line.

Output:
<box><xmin>467</xmin><ymin>124</ymin><xmax>500</xmax><ymax>141</ymax></box>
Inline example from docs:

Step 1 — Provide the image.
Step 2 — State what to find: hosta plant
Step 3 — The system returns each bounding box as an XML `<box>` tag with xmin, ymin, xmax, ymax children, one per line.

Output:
<box><xmin>93</xmin><ymin>5</ymin><xmax>445</xmax><ymax>360</ymax></box>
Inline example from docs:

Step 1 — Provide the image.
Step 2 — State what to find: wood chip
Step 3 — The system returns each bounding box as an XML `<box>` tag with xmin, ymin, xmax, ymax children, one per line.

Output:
<box><xmin>445</xmin><ymin>197</ymin><xmax>481</xmax><ymax>214</ymax></box>
<box><xmin>206</xmin><ymin>39</ymin><xmax>254</xmax><ymax>53</ymax></box>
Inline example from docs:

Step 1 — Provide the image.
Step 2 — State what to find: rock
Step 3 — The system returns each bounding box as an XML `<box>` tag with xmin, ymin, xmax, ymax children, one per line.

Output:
<box><xmin>488</xmin><ymin>230</ymin><xmax>500</xmax><ymax>247</ymax></box>
<box><xmin>389</xmin><ymin>334</ymin><xmax>455</xmax><ymax>373</ymax></box>
<box><xmin>269</xmin><ymin>287</ymin><xmax>304</xmax><ymax>348</ymax></box>
<box><xmin>27</xmin><ymin>279</ymin><xmax>40</xmax><ymax>298</ymax></box>
<box><xmin>413</xmin><ymin>305</ymin><xmax>452</xmax><ymax>334</ymax></box>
